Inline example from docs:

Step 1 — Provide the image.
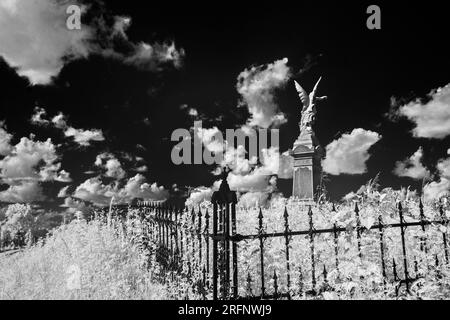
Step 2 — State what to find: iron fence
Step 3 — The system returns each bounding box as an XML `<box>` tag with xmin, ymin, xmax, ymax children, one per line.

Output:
<box><xmin>108</xmin><ymin>176</ymin><xmax>449</xmax><ymax>300</ymax></box>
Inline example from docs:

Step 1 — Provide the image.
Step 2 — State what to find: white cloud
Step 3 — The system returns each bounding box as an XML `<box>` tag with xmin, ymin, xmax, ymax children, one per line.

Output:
<box><xmin>73</xmin><ymin>174</ymin><xmax>169</xmax><ymax>206</ymax></box>
<box><xmin>0</xmin><ymin>136</ymin><xmax>70</xmax><ymax>183</ymax></box>
<box><xmin>0</xmin><ymin>129</ymin><xmax>71</xmax><ymax>203</ymax></box>
<box><xmin>58</xmin><ymin>185</ymin><xmax>70</xmax><ymax>198</ymax></box>
<box><xmin>0</xmin><ymin>1</ymin><xmax>185</xmax><ymax>85</ymax></box>
<box><xmin>134</xmin><ymin>165</ymin><xmax>148</xmax><ymax>173</ymax></box>
<box><xmin>423</xmin><ymin>148</ymin><xmax>450</xmax><ymax>201</ymax></box>
<box><xmin>0</xmin><ymin>123</ymin><xmax>12</xmax><ymax>156</ymax></box>
<box><xmin>424</xmin><ymin>178</ymin><xmax>450</xmax><ymax>202</ymax></box>
<box><xmin>64</xmin><ymin>127</ymin><xmax>105</xmax><ymax>147</ymax></box>
<box><xmin>123</xmin><ymin>42</ymin><xmax>185</xmax><ymax>70</ymax></box>
<box><xmin>121</xmin><ymin>174</ymin><xmax>169</xmax><ymax>202</ymax></box>
<box><xmin>197</xmin><ymin>127</ymin><xmax>224</xmax><ymax>153</ymax></box>
<box><xmin>0</xmin><ymin>0</ymin><xmax>93</xmax><ymax>85</ymax></box>
<box><xmin>30</xmin><ymin>107</ymin><xmax>50</xmax><ymax>126</ymax></box>
<box><xmin>73</xmin><ymin>177</ymin><xmax>116</xmax><ymax>206</ymax></box>
<box><xmin>51</xmin><ymin>112</ymin><xmax>67</xmax><ymax>129</ymax></box>
<box><xmin>237</xmin><ymin>58</ymin><xmax>291</xmax><ymax>128</ymax></box>
<box><xmin>94</xmin><ymin>153</ymin><xmax>127</xmax><ymax>180</ymax></box>
<box><xmin>61</xmin><ymin>197</ymin><xmax>91</xmax><ymax>216</ymax></box>
<box><xmin>397</xmin><ymin>84</ymin><xmax>450</xmax><ymax>139</ymax></box>
<box><xmin>32</xmin><ymin>108</ymin><xmax>105</xmax><ymax>147</ymax></box>
<box><xmin>437</xmin><ymin>149</ymin><xmax>450</xmax><ymax>178</ymax></box>
<box><xmin>322</xmin><ymin>128</ymin><xmax>381</xmax><ymax>175</ymax></box>
<box><xmin>185</xmin><ymin>187</ymin><xmax>214</xmax><ymax>207</ymax></box>
<box><xmin>393</xmin><ymin>147</ymin><xmax>430</xmax><ymax>180</ymax></box>
<box><xmin>0</xmin><ymin>180</ymin><xmax>45</xmax><ymax>203</ymax></box>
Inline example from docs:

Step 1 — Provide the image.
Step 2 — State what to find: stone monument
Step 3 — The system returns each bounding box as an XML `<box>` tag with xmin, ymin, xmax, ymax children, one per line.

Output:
<box><xmin>290</xmin><ymin>77</ymin><xmax>327</xmax><ymax>200</ymax></box>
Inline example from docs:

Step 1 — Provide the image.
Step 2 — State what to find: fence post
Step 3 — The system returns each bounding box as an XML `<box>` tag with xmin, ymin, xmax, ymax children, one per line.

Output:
<box><xmin>211</xmin><ymin>170</ymin><xmax>237</xmax><ymax>300</ymax></box>
<box><xmin>332</xmin><ymin>204</ymin><xmax>340</xmax><ymax>274</ymax></box>
<box><xmin>419</xmin><ymin>199</ymin><xmax>428</xmax><ymax>253</ymax></box>
<box><xmin>439</xmin><ymin>205</ymin><xmax>449</xmax><ymax>264</ymax></box>
<box><xmin>205</xmin><ymin>209</ymin><xmax>210</xmax><ymax>275</ymax></box>
<box><xmin>378</xmin><ymin>215</ymin><xmax>387</xmax><ymax>284</ymax></box>
<box><xmin>273</xmin><ymin>270</ymin><xmax>278</xmax><ymax>299</ymax></box>
<box><xmin>212</xmin><ymin>201</ymin><xmax>218</xmax><ymax>300</ymax></box>
<box><xmin>308</xmin><ymin>206</ymin><xmax>316</xmax><ymax>293</ymax></box>
<box><xmin>258</xmin><ymin>208</ymin><xmax>266</xmax><ymax>298</ymax></box>
<box><xmin>246</xmin><ymin>272</ymin><xmax>253</xmax><ymax>297</ymax></box>
<box><xmin>283</xmin><ymin>206</ymin><xmax>291</xmax><ymax>297</ymax></box>
<box><xmin>297</xmin><ymin>265</ymin><xmax>304</xmax><ymax>296</ymax></box>
<box><xmin>231</xmin><ymin>201</ymin><xmax>238</xmax><ymax>299</ymax></box>
<box><xmin>355</xmin><ymin>203</ymin><xmax>362</xmax><ymax>260</ymax></box>
<box><xmin>398</xmin><ymin>202</ymin><xmax>410</xmax><ymax>293</ymax></box>
<box><xmin>198</xmin><ymin>208</ymin><xmax>202</xmax><ymax>265</ymax></box>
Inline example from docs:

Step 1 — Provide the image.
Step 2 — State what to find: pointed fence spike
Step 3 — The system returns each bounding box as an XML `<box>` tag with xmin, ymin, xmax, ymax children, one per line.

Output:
<box><xmin>283</xmin><ymin>206</ymin><xmax>289</xmax><ymax>219</ymax></box>
<box><xmin>258</xmin><ymin>207</ymin><xmax>264</xmax><ymax>219</ymax></box>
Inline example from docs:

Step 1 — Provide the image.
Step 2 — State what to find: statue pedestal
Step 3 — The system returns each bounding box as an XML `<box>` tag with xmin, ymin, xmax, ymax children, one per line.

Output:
<box><xmin>290</xmin><ymin>132</ymin><xmax>323</xmax><ymax>201</ymax></box>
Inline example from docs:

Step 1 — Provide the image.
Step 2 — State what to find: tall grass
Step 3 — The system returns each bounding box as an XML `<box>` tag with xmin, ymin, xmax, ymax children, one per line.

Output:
<box><xmin>0</xmin><ymin>217</ymin><xmax>167</xmax><ymax>300</ymax></box>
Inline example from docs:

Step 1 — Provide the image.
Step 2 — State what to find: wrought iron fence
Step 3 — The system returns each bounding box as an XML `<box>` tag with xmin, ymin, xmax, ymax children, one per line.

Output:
<box><xmin>108</xmin><ymin>176</ymin><xmax>450</xmax><ymax>300</ymax></box>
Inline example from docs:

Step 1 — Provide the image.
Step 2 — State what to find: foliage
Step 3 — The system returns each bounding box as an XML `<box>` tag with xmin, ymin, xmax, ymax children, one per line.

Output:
<box><xmin>0</xmin><ymin>215</ymin><xmax>167</xmax><ymax>300</ymax></box>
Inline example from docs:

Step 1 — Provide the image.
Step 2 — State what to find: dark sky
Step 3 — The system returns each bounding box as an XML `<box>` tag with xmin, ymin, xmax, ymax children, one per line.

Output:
<box><xmin>0</xmin><ymin>1</ymin><xmax>449</xmax><ymax>209</ymax></box>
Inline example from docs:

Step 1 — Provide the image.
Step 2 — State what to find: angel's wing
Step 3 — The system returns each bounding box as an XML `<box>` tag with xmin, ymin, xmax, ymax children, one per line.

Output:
<box><xmin>294</xmin><ymin>80</ymin><xmax>309</xmax><ymax>107</ymax></box>
<box><xmin>309</xmin><ymin>77</ymin><xmax>322</xmax><ymax>101</ymax></box>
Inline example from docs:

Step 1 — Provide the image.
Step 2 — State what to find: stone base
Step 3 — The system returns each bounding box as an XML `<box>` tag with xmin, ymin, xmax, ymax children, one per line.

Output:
<box><xmin>289</xmin><ymin>132</ymin><xmax>323</xmax><ymax>201</ymax></box>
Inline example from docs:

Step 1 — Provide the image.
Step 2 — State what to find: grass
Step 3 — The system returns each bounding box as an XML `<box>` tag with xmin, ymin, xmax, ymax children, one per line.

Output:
<box><xmin>0</xmin><ymin>217</ymin><xmax>167</xmax><ymax>300</ymax></box>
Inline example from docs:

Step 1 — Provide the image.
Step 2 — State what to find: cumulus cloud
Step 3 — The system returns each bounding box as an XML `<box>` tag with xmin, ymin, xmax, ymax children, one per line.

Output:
<box><xmin>322</xmin><ymin>128</ymin><xmax>381</xmax><ymax>175</ymax></box>
<box><xmin>73</xmin><ymin>174</ymin><xmax>169</xmax><ymax>206</ymax></box>
<box><xmin>64</xmin><ymin>127</ymin><xmax>104</xmax><ymax>146</ymax></box>
<box><xmin>0</xmin><ymin>0</ymin><xmax>184</xmax><ymax>85</ymax></box>
<box><xmin>237</xmin><ymin>58</ymin><xmax>291</xmax><ymax>128</ymax></box>
<box><xmin>123</xmin><ymin>42</ymin><xmax>185</xmax><ymax>71</ymax></box>
<box><xmin>197</xmin><ymin>126</ymin><xmax>224</xmax><ymax>153</ymax></box>
<box><xmin>31</xmin><ymin>108</ymin><xmax>105</xmax><ymax>146</ymax></box>
<box><xmin>423</xmin><ymin>148</ymin><xmax>450</xmax><ymax>201</ymax></box>
<box><xmin>30</xmin><ymin>107</ymin><xmax>50</xmax><ymax>126</ymax></box>
<box><xmin>393</xmin><ymin>147</ymin><xmax>430</xmax><ymax>180</ymax></box>
<box><xmin>424</xmin><ymin>179</ymin><xmax>450</xmax><ymax>201</ymax></box>
<box><xmin>185</xmin><ymin>186</ymin><xmax>214</xmax><ymax>207</ymax></box>
<box><xmin>61</xmin><ymin>197</ymin><xmax>91</xmax><ymax>217</ymax></box>
<box><xmin>0</xmin><ymin>180</ymin><xmax>45</xmax><ymax>203</ymax></box>
<box><xmin>0</xmin><ymin>136</ymin><xmax>71</xmax><ymax>183</ymax></box>
<box><xmin>58</xmin><ymin>185</ymin><xmax>70</xmax><ymax>198</ymax></box>
<box><xmin>0</xmin><ymin>0</ymin><xmax>93</xmax><ymax>85</ymax></box>
<box><xmin>0</xmin><ymin>123</ymin><xmax>12</xmax><ymax>156</ymax></box>
<box><xmin>121</xmin><ymin>174</ymin><xmax>169</xmax><ymax>202</ymax></box>
<box><xmin>0</xmin><ymin>126</ymin><xmax>71</xmax><ymax>203</ymax></box>
<box><xmin>395</xmin><ymin>84</ymin><xmax>450</xmax><ymax>139</ymax></box>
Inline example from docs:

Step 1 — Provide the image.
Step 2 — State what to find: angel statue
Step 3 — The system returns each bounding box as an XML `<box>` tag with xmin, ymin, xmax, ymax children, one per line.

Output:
<box><xmin>294</xmin><ymin>77</ymin><xmax>327</xmax><ymax>136</ymax></box>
